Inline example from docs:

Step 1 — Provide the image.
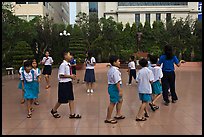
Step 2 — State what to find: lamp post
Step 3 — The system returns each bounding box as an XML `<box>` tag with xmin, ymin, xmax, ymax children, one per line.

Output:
<box><xmin>190</xmin><ymin>31</ymin><xmax>195</xmax><ymax>61</ymax></box>
<box><xmin>59</xmin><ymin>30</ymin><xmax>70</xmax><ymax>48</ymax></box>
<box><xmin>137</xmin><ymin>32</ymin><xmax>142</xmax><ymax>52</ymax></box>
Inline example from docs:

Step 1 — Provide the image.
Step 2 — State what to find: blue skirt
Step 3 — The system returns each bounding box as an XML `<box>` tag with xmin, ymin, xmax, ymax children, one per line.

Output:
<box><xmin>24</xmin><ymin>82</ymin><xmax>37</xmax><ymax>99</ymax></box>
<box><xmin>108</xmin><ymin>84</ymin><xmax>122</xmax><ymax>103</ymax></box>
<box><xmin>152</xmin><ymin>80</ymin><xmax>162</xmax><ymax>95</ymax></box>
<box><xmin>33</xmin><ymin>81</ymin><xmax>39</xmax><ymax>98</ymax></box>
<box><xmin>84</xmin><ymin>69</ymin><xmax>95</xmax><ymax>82</ymax></box>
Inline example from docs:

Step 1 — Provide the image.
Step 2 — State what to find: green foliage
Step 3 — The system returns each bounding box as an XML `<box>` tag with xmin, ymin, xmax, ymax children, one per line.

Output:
<box><xmin>11</xmin><ymin>41</ymin><xmax>34</xmax><ymax>70</ymax></box>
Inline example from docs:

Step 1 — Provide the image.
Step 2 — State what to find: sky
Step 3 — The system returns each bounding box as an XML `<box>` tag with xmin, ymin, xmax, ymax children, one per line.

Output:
<box><xmin>69</xmin><ymin>2</ymin><xmax>76</xmax><ymax>24</ymax></box>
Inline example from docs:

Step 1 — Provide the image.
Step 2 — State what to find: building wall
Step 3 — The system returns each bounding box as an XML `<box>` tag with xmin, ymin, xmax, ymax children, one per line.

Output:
<box><xmin>11</xmin><ymin>2</ymin><xmax>69</xmax><ymax>24</ymax></box>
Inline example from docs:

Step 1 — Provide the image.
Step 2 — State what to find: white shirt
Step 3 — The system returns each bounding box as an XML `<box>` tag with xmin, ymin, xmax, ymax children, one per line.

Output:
<box><xmin>32</xmin><ymin>68</ymin><xmax>41</xmax><ymax>81</ymax></box>
<box><xmin>148</xmin><ymin>64</ymin><xmax>163</xmax><ymax>82</ymax></box>
<box><xmin>107</xmin><ymin>66</ymin><xmax>122</xmax><ymax>85</ymax></box>
<box><xmin>58</xmin><ymin>60</ymin><xmax>72</xmax><ymax>82</ymax></box>
<box><xmin>85</xmin><ymin>57</ymin><xmax>96</xmax><ymax>69</ymax></box>
<box><xmin>19</xmin><ymin>66</ymin><xmax>24</xmax><ymax>74</ymax></box>
<box><xmin>136</xmin><ymin>67</ymin><xmax>154</xmax><ymax>94</ymax></box>
<box><xmin>20</xmin><ymin>70</ymin><xmax>35</xmax><ymax>82</ymax></box>
<box><xmin>128</xmin><ymin>61</ymin><xmax>136</xmax><ymax>69</ymax></box>
<box><xmin>42</xmin><ymin>56</ymin><xmax>53</xmax><ymax>65</ymax></box>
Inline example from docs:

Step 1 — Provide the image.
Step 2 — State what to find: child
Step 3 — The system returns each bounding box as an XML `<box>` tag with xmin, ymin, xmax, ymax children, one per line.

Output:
<box><xmin>50</xmin><ymin>51</ymin><xmax>82</xmax><ymax>119</ymax></box>
<box><xmin>70</xmin><ymin>54</ymin><xmax>80</xmax><ymax>83</ymax></box>
<box><xmin>18</xmin><ymin>60</ymin><xmax>27</xmax><ymax>104</ymax></box>
<box><xmin>135</xmin><ymin>58</ymin><xmax>154</xmax><ymax>121</ymax></box>
<box><xmin>41</xmin><ymin>51</ymin><xmax>53</xmax><ymax>89</ymax></box>
<box><xmin>148</xmin><ymin>55</ymin><xmax>163</xmax><ymax>111</ymax></box>
<box><xmin>127</xmin><ymin>56</ymin><xmax>136</xmax><ymax>85</ymax></box>
<box><xmin>21</xmin><ymin>60</ymin><xmax>37</xmax><ymax>118</ymax></box>
<box><xmin>105</xmin><ymin>55</ymin><xmax>125</xmax><ymax>124</ymax></box>
<box><xmin>32</xmin><ymin>59</ymin><xmax>41</xmax><ymax>105</ymax></box>
<box><xmin>84</xmin><ymin>51</ymin><xmax>96</xmax><ymax>93</ymax></box>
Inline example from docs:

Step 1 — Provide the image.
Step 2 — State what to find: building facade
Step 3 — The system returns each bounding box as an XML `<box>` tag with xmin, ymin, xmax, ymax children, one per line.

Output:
<box><xmin>8</xmin><ymin>2</ymin><xmax>69</xmax><ymax>25</ymax></box>
<box><xmin>76</xmin><ymin>2</ymin><xmax>199</xmax><ymax>26</ymax></box>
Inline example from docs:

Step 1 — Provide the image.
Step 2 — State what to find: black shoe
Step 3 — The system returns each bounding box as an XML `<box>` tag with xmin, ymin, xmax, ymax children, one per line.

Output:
<box><xmin>144</xmin><ymin>112</ymin><xmax>149</xmax><ymax>118</ymax></box>
<box><xmin>164</xmin><ymin>102</ymin><xmax>169</xmax><ymax>106</ymax></box>
<box><xmin>172</xmin><ymin>100</ymin><xmax>177</xmax><ymax>103</ymax></box>
<box><xmin>149</xmin><ymin>103</ymin><xmax>156</xmax><ymax>111</ymax></box>
<box><xmin>153</xmin><ymin>105</ymin><xmax>159</xmax><ymax>110</ymax></box>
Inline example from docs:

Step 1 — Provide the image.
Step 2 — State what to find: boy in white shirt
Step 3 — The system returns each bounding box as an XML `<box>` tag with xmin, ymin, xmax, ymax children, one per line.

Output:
<box><xmin>50</xmin><ymin>51</ymin><xmax>81</xmax><ymax>119</ymax></box>
<box><xmin>127</xmin><ymin>56</ymin><xmax>136</xmax><ymax>85</ymax></box>
<box><xmin>136</xmin><ymin>58</ymin><xmax>154</xmax><ymax>121</ymax></box>
<box><xmin>105</xmin><ymin>55</ymin><xmax>125</xmax><ymax>124</ymax></box>
<box><xmin>148</xmin><ymin>55</ymin><xmax>163</xmax><ymax>111</ymax></box>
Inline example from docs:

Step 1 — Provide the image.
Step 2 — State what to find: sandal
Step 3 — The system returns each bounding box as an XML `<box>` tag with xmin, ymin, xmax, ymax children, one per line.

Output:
<box><xmin>69</xmin><ymin>113</ymin><xmax>82</xmax><ymax>119</ymax></box>
<box><xmin>104</xmin><ymin>119</ymin><xmax>117</xmax><ymax>124</ymax></box>
<box><xmin>30</xmin><ymin>107</ymin><xmax>34</xmax><ymax>112</ymax></box>
<box><xmin>144</xmin><ymin>112</ymin><xmax>149</xmax><ymax>118</ymax></box>
<box><xmin>51</xmin><ymin>109</ymin><xmax>61</xmax><ymax>118</ymax></box>
<box><xmin>114</xmin><ymin>115</ymin><xmax>125</xmax><ymax>119</ymax></box>
<box><xmin>27</xmin><ymin>113</ymin><xmax>32</xmax><ymax>118</ymax></box>
<box><xmin>149</xmin><ymin>103</ymin><xmax>156</xmax><ymax>111</ymax></box>
<box><xmin>136</xmin><ymin>117</ymin><xmax>147</xmax><ymax>121</ymax></box>
<box><xmin>21</xmin><ymin>99</ymin><xmax>25</xmax><ymax>104</ymax></box>
<box><xmin>34</xmin><ymin>101</ymin><xmax>39</xmax><ymax>105</ymax></box>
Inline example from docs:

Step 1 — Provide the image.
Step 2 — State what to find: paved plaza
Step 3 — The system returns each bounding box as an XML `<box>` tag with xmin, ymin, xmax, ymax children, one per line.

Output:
<box><xmin>2</xmin><ymin>63</ymin><xmax>202</xmax><ymax>135</ymax></box>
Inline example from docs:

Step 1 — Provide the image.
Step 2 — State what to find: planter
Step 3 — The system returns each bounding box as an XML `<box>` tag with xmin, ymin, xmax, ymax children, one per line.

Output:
<box><xmin>76</xmin><ymin>63</ymin><xmax>85</xmax><ymax>70</ymax></box>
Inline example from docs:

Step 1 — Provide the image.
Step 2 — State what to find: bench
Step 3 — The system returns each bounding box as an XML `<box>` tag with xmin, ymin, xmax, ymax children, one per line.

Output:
<box><xmin>6</xmin><ymin>67</ymin><xmax>14</xmax><ymax>75</ymax></box>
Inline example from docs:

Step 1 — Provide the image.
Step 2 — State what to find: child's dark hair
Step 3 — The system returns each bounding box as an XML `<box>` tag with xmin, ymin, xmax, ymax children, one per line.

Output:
<box><xmin>24</xmin><ymin>60</ymin><xmax>31</xmax><ymax>68</ymax></box>
<box><xmin>130</xmin><ymin>56</ymin><xmax>135</xmax><ymax>61</ymax></box>
<box><xmin>109</xmin><ymin>55</ymin><xmax>119</xmax><ymax>66</ymax></box>
<box><xmin>61</xmin><ymin>50</ymin><xmax>68</xmax><ymax>59</ymax></box>
<box><xmin>139</xmin><ymin>58</ymin><xmax>148</xmax><ymax>67</ymax></box>
<box><xmin>149</xmin><ymin>55</ymin><xmax>158</xmax><ymax>64</ymax></box>
<box><xmin>87</xmin><ymin>50</ymin><xmax>93</xmax><ymax>61</ymax></box>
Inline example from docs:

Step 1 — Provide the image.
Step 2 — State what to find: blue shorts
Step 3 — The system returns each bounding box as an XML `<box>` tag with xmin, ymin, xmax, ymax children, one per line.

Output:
<box><xmin>139</xmin><ymin>93</ymin><xmax>152</xmax><ymax>102</ymax></box>
<box><xmin>152</xmin><ymin>80</ymin><xmax>162</xmax><ymax>95</ymax></box>
<box><xmin>108</xmin><ymin>84</ymin><xmax>122</xmax><ymax>103</ymax></box>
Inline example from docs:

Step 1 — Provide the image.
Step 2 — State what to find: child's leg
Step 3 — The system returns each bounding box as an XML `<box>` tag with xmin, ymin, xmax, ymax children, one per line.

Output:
<box><xmin>152</xmin><ymin>94</ymin><xmax>162</xmax><ymax>105</ymax></box>
<box><xmin>68</xmin><ymin>100</ymin><xmax>74</xmax><ymax>115</ymax></box>
<box><xmin>45</xmin><ymin>75</ymin><xmax>50</xmax><ymax>87</ymax></box>
<box><xmin>90</xmin><ymin>82</ymin><xmax>94</xmax><ymax>90</ymax></box>
<box><xmin>116</xmin><ymin>100</ymin><xmax>123</xmax><ymax>117</ymax></box>
<box><xmin>53</xmin><ymin>102</ymin><xmax>61</xmax><ymax>112</ymax></box>
<box><xmin>86</xmin><ymin>82</ymin><xmax>89</xmax><ymax>90</ymax></box>
<box><xmin>136</xmin><ymin>102</ymin><xmax>147</xmax><ymax>118</ymax></box>
<box><xmin>128</xmin><ymin>70</ymin><xmax>133</xmax><ymax>84</ymax></box>
<box><xmin>21</xmin><ymin>90</ymin><xmax>25</xmax><ymax>103</ymax></box>
<box><xmin>27</xmin><ymin>99</ymin><xmax>32</xmax><ymax>114</ymax></box>
<box><xmin>106</xmin><ymin>102</ymin><xmax>116</xmax><ymax>120</ymax></box>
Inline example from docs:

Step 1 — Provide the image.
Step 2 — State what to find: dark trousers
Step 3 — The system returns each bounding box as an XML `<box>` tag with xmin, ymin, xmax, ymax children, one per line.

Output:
<box><xmin>161</xmin><ymin>71</ymin><xmax>178</xmax><ymax>103</ymax></box>
<box><xmin>128</xmin><ymin>69</ymin><xmax>136</xmax><ymax>84</ymax></box>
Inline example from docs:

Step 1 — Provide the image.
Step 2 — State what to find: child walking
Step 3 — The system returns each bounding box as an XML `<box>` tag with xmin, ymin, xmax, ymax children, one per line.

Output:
<box><xmin>84</xmin><ymin>51</ymin><xmax>96</xmax><ymax>93</ymax></box>
<box><xmin>18</xmin><ymin>60</ymin><xmax>27</xmax><ymax>104</ymax></box>
<box><xmin>148</xmin><ymin>55</ymin><xmax>163</xmax><ymax>111</ymax></box>
<box><xmin>32</xmin><ymin>59</ymin><xmax>41</xmax><ymax>105</ymax></box>
<box><xmin>135</xmin><ymin>58</ymin><xmax>154</xmax><ymax>121</ymax></box>
<box><xmin>70</xmin><ymin>54</ymin><xmax>80</xmax><ymax>83</ymax></box>
<box><xmin>127</xmin><ymin>56</ymin><xmax>136</xmax><ymax>85</ymax></box>
<box><xmin>41</xmin><ymin>51</ymin><xmax>53</xmax><ymax>89</ymax></box>
<box><xmin>105</xmin><ymin>55</ymin><xmax>125</xmax><ymax>124</ymax></box>
<box><xmin>50</xmin><ymin>51</ymin><xmax>81</xmax><ymax>119</ymax></box>
<box><xmin>21</xmin><ymin>60</ymin><xmax>37</xmax><ymax>118</ymax></box>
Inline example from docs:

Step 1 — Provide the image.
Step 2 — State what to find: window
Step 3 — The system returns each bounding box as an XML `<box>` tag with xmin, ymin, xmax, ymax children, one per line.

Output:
<box><xmin>17</xmin><ymin>15</ymin><xmax>27</xmax><ymax>20</ymax></box>
<box><xmin>118</xmin><ymin>2</ymin><xmax>188</xmax><ymax>6</ymax></box>
<box><xmin>166</xmin><ymin>13</ymin><xmax>171</xmax><ymax>23</ymax></box>
<box><xmin>156</xmin><ymin>13</ymin><xmax>161</xmax><ymax>21</ymax></box>
<box><xmin>16</xmin><ymin>2</ymin><xmax>26</xmax><ymax>4</ymax></box>
<box><xmin>146</xmin><ymin>13</ymin><xmax>150</xmax><ymax>23</ymax></box>
<box><xmin>89</xmin><ymin>2</ymin><xmax>98</xmax><ymax>13</ymax></box>
<box><xmin>135</xmin><ymin>14</ymin><xmax>140</xmax><ymax>26</ymax></box>
<box><xmin>28</xmin><ymin>2</ymin><xmax>38</xmax><ymax>4</ymax></box>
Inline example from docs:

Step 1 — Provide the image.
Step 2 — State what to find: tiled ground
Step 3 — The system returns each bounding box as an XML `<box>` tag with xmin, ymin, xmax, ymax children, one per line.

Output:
<box><xmin>2</xmin><ymin>63</ymin><xmax>202</xmax><ymax>135</ymax></box>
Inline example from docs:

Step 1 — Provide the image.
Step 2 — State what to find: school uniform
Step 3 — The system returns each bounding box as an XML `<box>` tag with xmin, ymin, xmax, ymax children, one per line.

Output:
<box><xmin>20</xmin><ymin>70</ymin><xmax>37</xmax><ymax>99</ymax></box>
<box><xmin>84</xmin><ymin>57</ymin><xmax>96</xmax><ymax>82</ymax></box>
<box><xmin>158</xmin><ymin>55</ymin><xmax>179</xmax><ymax>103</ymax></box>
<box><xmin>32</xmin><ymin>68</ymin><xmax>41</xmax><ymax>98</ymax></box>
<box><xmin>107</xmin><ymin>65</ymin><xmax>122</xmax><ymax>103</ymax></box>
<box><xmin>136</xmin><ymin>67</ymin><xmax>154</xmax><ymax>102</ymax></box>
<box><xmin>148</xmin><ymin>64</ymin><xmax>163</xmax><ymax>95</ymax></box>
<box><xmin>58</xmin><ymin>60</ymin><xmax>74</xmax><ymax>103</ymax></box>
<box><xmin>42</xmin><ymin>56</ymin><xmax>53</xmax><ymax>75</ymax></box>
<box><xmin>128</xmin><ymin>61</ymin><xmax>136</xmax><ymax>84</ymax></box>
<box><xmin>18</xmin><ymin>66</ymin><xmax>24</xmax><ymax>90</ymax></box>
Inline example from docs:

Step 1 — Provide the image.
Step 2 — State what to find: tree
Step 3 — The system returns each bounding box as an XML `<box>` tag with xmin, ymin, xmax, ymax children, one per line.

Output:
<box><xmin>11</xmin><ymin>41</ymin><xmax>34</xmax><ymax>70</ymax></box>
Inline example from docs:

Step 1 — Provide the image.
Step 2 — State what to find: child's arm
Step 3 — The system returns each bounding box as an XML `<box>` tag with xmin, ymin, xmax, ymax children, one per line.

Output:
<box><xmin>22</xmin><ymin>80</ymin><xmax>25</xmax><ymax>92</ymax></box>
<box><xmin>59</xmin><ymin>74</ymin><xmax>76</xmax><ymax>80</ymax></box>
<box><xmin>38</xmin><ymin>75</ymin><xmax>41</xmax><ymax>82</ymax></box>
<box><xmin>116</xmin><ymin>81</ymin><xmax>123</xmax><ymax>96</ymax></box>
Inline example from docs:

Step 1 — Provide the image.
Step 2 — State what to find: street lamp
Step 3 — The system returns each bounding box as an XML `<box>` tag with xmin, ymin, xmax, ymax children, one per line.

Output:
<box><xmin>137</xmin><ymin>32</ymin><xmax>142</xmax><ymax>52</ymax></box>
<box><xmin>59</xmin><ymin>30</ymin><xmax>70</xmax><ymax>48</ymax></box>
